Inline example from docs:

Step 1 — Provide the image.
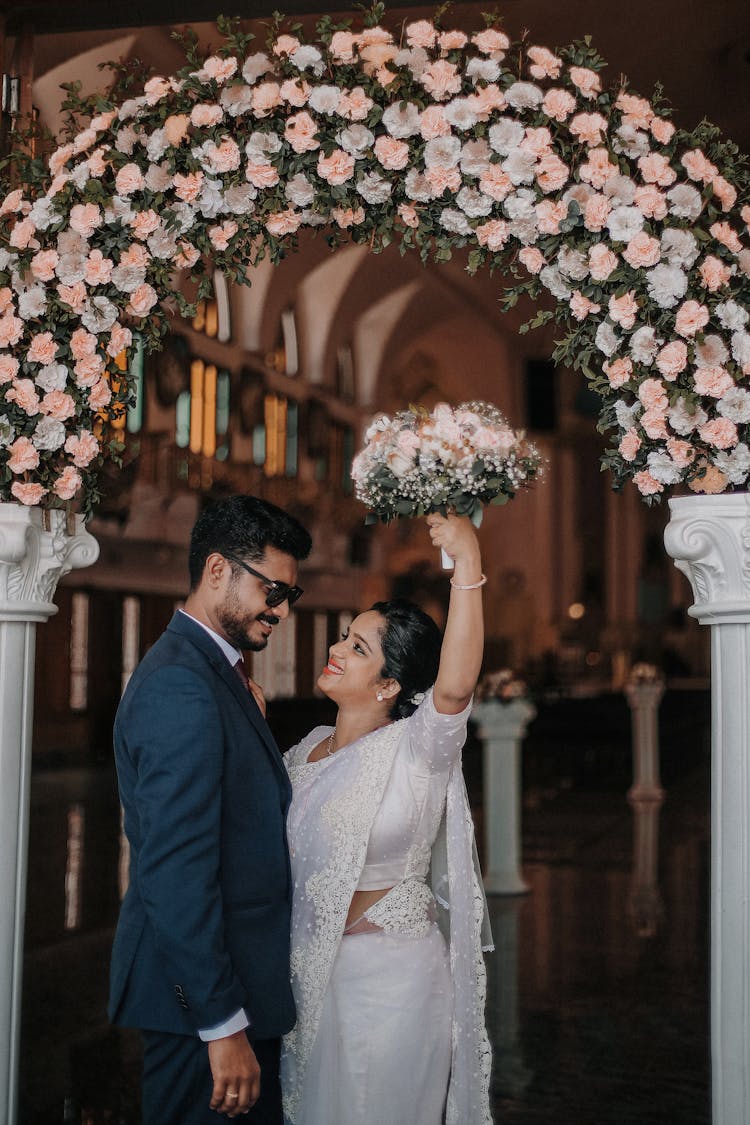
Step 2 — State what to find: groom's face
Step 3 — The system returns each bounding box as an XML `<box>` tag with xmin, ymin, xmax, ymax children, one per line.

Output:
<box><xmin>215</xmin><ymin>546</ymin><xmax>299</xmax><ymax>652</ymax></box>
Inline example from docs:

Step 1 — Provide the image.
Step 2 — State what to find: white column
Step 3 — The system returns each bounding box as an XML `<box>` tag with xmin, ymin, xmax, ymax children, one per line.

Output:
<box><xmin>627</xmin><ymin>798</ymin><xmax>664</xmax><ymax>938</ymax></box>
<box><xmin>625</xmin><ymin>675</ymin><xmax>665</xmax><ymax>801</ymax></box>
<box><xmin>0</xmin><ymin>503</ymin><xmax>98</xmax><ymax>1125</ymax></box>
<box><xmin>663</xmin><ymin>492</ymin><xmax>750</xmax><ymax>1125</ymax></box>
<box><xmin>472</xmin><ymin>698</ymin><xmax>535</xmax><ymax>895</ymax></box>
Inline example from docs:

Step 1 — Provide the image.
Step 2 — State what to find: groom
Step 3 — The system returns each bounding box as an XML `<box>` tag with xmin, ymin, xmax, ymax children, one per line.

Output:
<box><xmin>109</xmin><ymin>494</ymin><xmax>312</xmax><ymax>1123</ymax></box>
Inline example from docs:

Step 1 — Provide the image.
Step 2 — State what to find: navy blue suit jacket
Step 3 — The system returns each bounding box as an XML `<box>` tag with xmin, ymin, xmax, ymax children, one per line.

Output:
<box><xmin>108</xmin><ymin>611</ymin><xmax>296</xmax><ymax>1040</ymax></box>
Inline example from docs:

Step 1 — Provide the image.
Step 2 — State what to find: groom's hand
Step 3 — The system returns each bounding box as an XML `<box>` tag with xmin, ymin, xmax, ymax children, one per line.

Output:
<box><xmin>208</xmin><ymin>1030</ymin><xmax>260</xmax><ymax>1117</ymax></box>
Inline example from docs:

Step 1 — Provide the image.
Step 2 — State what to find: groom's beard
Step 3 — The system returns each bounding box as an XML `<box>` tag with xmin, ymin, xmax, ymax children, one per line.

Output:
<box><xmin>217</xmin><ymin>586</ymin><xmax>281</xmax><ymax>651</ymax></box>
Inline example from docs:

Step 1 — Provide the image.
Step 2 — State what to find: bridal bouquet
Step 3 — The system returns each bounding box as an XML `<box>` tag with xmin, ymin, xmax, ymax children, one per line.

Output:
<box><xmin>351</xmin><ymin>401</ymin><xmax>543</xmax><ymax>525</ymax></box>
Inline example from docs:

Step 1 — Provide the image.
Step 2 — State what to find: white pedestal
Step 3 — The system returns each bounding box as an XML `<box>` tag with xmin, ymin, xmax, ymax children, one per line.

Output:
<box><xmin>472</xmin><ymin>698</ymin><xmax>536</xmax><ymax>896</ymax></box>
<box><xmin>625</xmin><ymin>679</ymin><xmax>665</xmax><ymax>801</ymax></box>
<box><xmin>664</xmin><ymin>492</ymin><xmax>750</xmax><ymax>1125</ymax></box>
<box><xmin>0</xmin><ymin>503</ymin><xmax>98</xmax><ymax>1124</ymax></box>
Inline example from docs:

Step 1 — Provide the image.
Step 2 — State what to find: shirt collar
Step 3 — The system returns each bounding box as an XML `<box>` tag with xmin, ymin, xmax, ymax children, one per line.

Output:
<box><xmin>179</xmin><ymin>609</ymin><xmax>243</xmax><ymax>667</ymax></box>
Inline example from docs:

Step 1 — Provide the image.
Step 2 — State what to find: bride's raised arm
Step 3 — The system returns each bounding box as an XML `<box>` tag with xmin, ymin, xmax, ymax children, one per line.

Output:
<box><xmin>427</xmin><ymin>513</ymin><xmax>485</xmax><ymax>715</ymax></box>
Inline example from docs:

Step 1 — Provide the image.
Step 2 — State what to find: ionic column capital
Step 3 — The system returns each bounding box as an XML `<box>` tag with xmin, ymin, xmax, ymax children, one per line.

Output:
<box><xmin>664</xmin><ymin>494</ymin><xmax>750</xmax><ymax>624</ymax></box>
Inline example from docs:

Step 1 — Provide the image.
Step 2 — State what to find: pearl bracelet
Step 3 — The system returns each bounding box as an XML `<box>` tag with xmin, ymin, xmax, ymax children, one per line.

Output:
<box><xmin>449</xmin><ymin>573</ymin><xmax>487</xmax><ymax>590</ymax></box>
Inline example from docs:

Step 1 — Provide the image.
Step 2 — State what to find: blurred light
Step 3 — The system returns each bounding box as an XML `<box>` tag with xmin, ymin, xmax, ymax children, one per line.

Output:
<box><xmin>586</xmin><ymin>651</ymin><xmax>602</xmax><ymax>667</ymax></box>
<box><xmin>568</xmin><ymin>602</ymin><xmax>586</xmax><ymax>620</ymax></box>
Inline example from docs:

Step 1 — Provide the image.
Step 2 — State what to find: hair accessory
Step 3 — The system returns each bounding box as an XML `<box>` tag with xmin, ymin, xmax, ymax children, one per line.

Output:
<box><xmin>449</xmin><ymin>573</ymin><xmax>487</xmax><ymax>590</ymax></box>
<box><xmin>376</xmin><ymin>691</ymin><xmax>384</xmax><ymax>702</ymax></box>
<box><xmin>409</xmin><ymin>691</ymin><xmax>425</xmax><ymax>705</ymax></box>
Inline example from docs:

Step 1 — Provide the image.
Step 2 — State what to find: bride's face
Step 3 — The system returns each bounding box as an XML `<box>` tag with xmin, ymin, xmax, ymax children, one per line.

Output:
<box><xmin>317</xmin><ymin>610</ymin><xmax>393</xmax><ymax>703</ymax></box>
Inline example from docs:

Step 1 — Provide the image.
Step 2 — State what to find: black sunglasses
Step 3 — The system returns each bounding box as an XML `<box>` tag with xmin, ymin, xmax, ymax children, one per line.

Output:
<box><xmin>224</xmin><ymin>555</ymin><xmax>304</xmax><ymax>608</ymax></box>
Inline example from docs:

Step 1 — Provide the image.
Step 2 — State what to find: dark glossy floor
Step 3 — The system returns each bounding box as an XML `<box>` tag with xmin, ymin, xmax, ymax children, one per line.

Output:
<box><xmin>20</xmin><ymin>692</ymin><xmax>711</xmax><ymax>1124</ymax></box>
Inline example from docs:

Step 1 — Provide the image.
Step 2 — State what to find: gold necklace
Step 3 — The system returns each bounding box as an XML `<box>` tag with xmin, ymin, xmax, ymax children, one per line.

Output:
<box><xmin>325</xmin><ymin>730</ymin><xmax>337</xmax><ymax>756</ymax></box>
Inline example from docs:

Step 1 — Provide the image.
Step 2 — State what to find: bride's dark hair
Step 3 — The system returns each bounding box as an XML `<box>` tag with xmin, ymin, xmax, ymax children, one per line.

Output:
<box><xmin>370</xmin><ymin>600</ymin><xmax>442</xmax><ymax>720</ymax></box>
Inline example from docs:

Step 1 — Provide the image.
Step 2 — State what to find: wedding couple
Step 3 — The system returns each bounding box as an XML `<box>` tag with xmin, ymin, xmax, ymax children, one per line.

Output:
<box><xmin>109</xmin><ymin>494</ymin><xmax>492</xmax><ymax>1125</ymax></box>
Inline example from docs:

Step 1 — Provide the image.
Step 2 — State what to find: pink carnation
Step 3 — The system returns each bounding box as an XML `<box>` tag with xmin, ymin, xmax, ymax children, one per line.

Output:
<box><xmin>619</xmin><ymin>430</ymin><xmax>641</xmax><ymax>461</ymax></box>
<box><xmin>127</xmin><ymin>284</ymin><xmax>158</xmax><ymax>318</ymax></box>
<box><xmin>699</xmin><ymin>418</ymin><xmax>738</xmax><ymax>449</ymax></box>
<box><xmin>616</xmin><ymin>93</ymin><xmax>653</xmax><ymax>130</ymax></box>
<box><xmin>265</xmin><ymin>210</ymin><xmax>303</xmax><ymax>237</ymax></box>
<box><xmin>710</xmin><ymin>222</ymin><xmax>743</xmax><ymax>255</ymax></box>
<box><xmin>583</xmin><ymin>194</ymin><xmax>612</xmax><ymax>232</ymax></box>
<box><xmin>634</xmin><ymin>470</ymin><xmax>664</xmax><ymax>496</ymax></box>
<box><xmin>420</xmin><ymin>106</ymin><xmax>451</xmax><ymax>139</ymax></box>
<box><xmin>712</xmin><ymin>176</ymin><xmax>737</xmax><ymax>212</ymax></box>
<box><xmin>633</xmin><ymin>185</ymin><xmax>668</xmax><ymax>221</ymax></box>
<box><xmin>675</xmin><ymin>300</ymin><xmax>710</xmax><ymax>337</ymax></box>
<box><xmin>85</xmin><ymin>249</ymin><xmax>114</xmax><ymax>286</ymax></box>
<box><xmin>536</xmin><ymin>200</ymin><xmax>568</xmax><ymax>234</ymax></box>
<box><xmin>70</xmin><ymin>328</ymin><xmax>98</xmax><ymax>360</ymax></box>
<box><xmin>317</xmin><ymin>149</ymin><xmax>355</xmax><ymax>186</ymax></box>
<box><xmin>88</xmin><ymin>378</ymin><xmax>112</xmax><ymax>411</ymax></box>
<box><xmin>0</xmin><ymin>354</ymin><xmax>19</xmax><ymax>383</ymax></box>
<box><xmin>650</xmin><ymin>117</ymin><xmax>675</xmax><ymax>145</ymax></box>
<box><xmin>666</xmin><ymin>438</ymin><xmax>695</xmax><ymax>466</ymax></box>
<box><xmin>580</xmin><ymin>148</ymin><xmax>618</xmax><ymax>189</ymax></box>
<box><xmin>57</xmin><ymin>283</ymin><xmax>87</xmax><ymax>314</ymax></box>
<box><xmin>603</xmin><ymin>357</ymin><xmax>633</xmax><ymax>388</ymax></box>
<box><xmin>7</xmin><ymin>436</ymin><xmax>40</xmax><ymax>474</ymax></box>
<box><xmin>64</xmin><ymin>430</ymin><xmax>100</xmax><ymax>468</ymax></box>
<box><xmin>208</xmin><ymin>221</ymin><xmax>239</xmax><ymax>251</ymax></box>
<box><xmin>69</xmin><ymin>203</ymin><xmax>102</xmax><ymax>238</ymax></box>
<box><xmin>479</xmin><ymin>166</ymin><xmax>512</xmax><ymax>201</ymax></box>
<box><xmin>9</xmin><ymin>218</ymin><xmax>37</xmax><ymax>250</ymax></box>
<box><xmin>203</xmin><ymin>56</ymin><xmax>238</xmax><ymax>82</ymax></box>
<box><xmin>542</xmin><ymin>88</ymin><xmax>576</xmax><ymax>122</ymax></box>
<box><xmin>475</xmin><ymin>220</ymin><xmax>510</xmax><ymax>251</ymax></box>
<box><xmin>472</xmin><ymin>29</ymin><xmax>510</xmax><ymax>54</ymax></box>
<box><xmin>190</xmin><ymin>104</ymin><xmax>223</xmax><ymax>128</ymax></box>
<box><xmin>41</xmin><ymin>390</ymin><xmax>77</xmax><ymax>421</ymax></box>
<box><xmin>0</xmin><ymin>313</ymin><xmax>24</xmax><ymax>348</ymax></box>
<box><xmin>623</xmin><ymin>232</ymin><xmax>661</xmax><ymax>269</ymax></box>
<box><xmin>569</xmin><ymin>291</ymin><xmax>601</xmax><ymax>321</ymax></box>
<box><xmin>53</xmin><ymin>466</ymin><xmax>83</xmax><ymax>501</ymax></box>
<box><xmin>398</xmin><ymin>204</ymin><xmax>419</xmax><ymax>229</ymax></box>
<box><xmin>608</xmin><ymin>291</ymin><xmax>639</xmax><ymax>329</ymax></box>
<box><xmin>246</xmin><ymin>163</ymin><xmax>280</xmax><ymax>189</ymax></box>
<box><xmin>527</xmin><ymin>46</ymin><xmax>562</xmax><ymax>79</ymax></box>
<box><xmin>173</xmin><ymin>172</ymin><xmax>204</xmax><ymax>202</ymax></box>
<box><xmin>699</xmin><ymin>255</ymin><xmax>733</xmax><ymax>292</ymax></box>
<box><xmin>518</xmin><ymin>247</ymin><xmax>545</xmax><ymax>275</ymax></box>
<box><xmin>130</xmin><ymin>210</ymin><xmax>160</xmax><ymax>240</ymax></box>
<box><xmin>693</xmin><ymin>365</ymin><xmax>734</xmax><ymax>398</ymax></box>
<box><xmin>374</xmin><ymin>136</ymin><xmax>409</xmax><ymax>171</ymax></box>
<box><xmin>570</xmin><ymin>112</ymin><xmax>608</xmax><ymax>146</ymax></box>
<box><xmin>536</xmin><ymin>153</ymin><xmax>569</xmax><ymax>193</ymax></box>
<box><xmin>681</xmin><ymin>150</ymin><xmax>718</xmax><ymax>183</ymax></box>
<box><xmin>569</xmin><ymin>66</ymin><xmax>602</xmax><ymax>98</ymax></box>
<box><xmin>252</xmin><ymin>83</ymin><xmax>282</xmax><ymax>118</ymax></box>
<box><xmin>27</xmin><ymin>332</ymin><xmax>59</xmax><ymax>367</ymax></box>
<box><xmin>638</xmin><ymin>378</ymin><xmax>669</xmax><ymax>410</ymax></box>
<box><xmin>285</xmin><ymin>112</ymin><xmax>320</xmax><ymax>154</ymax></box>
<box><xmin>638</xmin><ymin>153</ymin><xmax>676</xmax><ymax>187</ymax></box>
<box><xmin>280</xmin><ymin>79</ymin><xmax>311</xmax><ymax>108</ymax></box>
<box><xmin>420</xmin><ymin>60</ymin><xmax>462</xmax><ymax>101</ymax></box>
<box><xmin>655</xmin><ymin>341</ymin><xmax>688</xmax><ymax>380</ymax></box>
<box><xmin>205</xmin><ymin>138</ymin><xmax>241</xmax><ymax>173</ymax></box>
<box><xmin>6</xmin><ymin>379</ymin><xmax>41</xmax><ymax>415</ymax></box>
<box><xmin>405</xmin><ymin>20</ymin><xmax>437</xmax><ymax>49</ymax></box>
<box><xmin>106</xmin><ymin>324</ymin><xmax>132</xmax><ymax>358</ymax></box>
<box><xmin>11</xmin><ymin>482</ymin><xmax>47</xmax><ymax>506</ymax></box>
<box><xmin>115</xmin><ymin>163</ymin><xmax>145</xmax><ymax>195</ymax></box>
<box><xmin>30</xmin><ymin>249</ymin><xmax>59</xmax><ymax>282</ymax></box>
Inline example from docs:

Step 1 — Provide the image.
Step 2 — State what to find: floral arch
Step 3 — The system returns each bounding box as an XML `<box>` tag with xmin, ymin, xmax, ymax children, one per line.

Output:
<box><xmin>1</xmin><ymin>9</ymin><xmax>749</xmax><ymax>515</ymax></box>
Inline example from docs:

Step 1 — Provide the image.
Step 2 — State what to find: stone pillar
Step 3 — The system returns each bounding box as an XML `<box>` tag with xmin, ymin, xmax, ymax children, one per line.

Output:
<box><xmin>627</xmin><ymin>798</ymin><xmax>665</xmax><ymax>939</ymax></box>
<box><xmin>663</xmin><ymin>492</ymin><xmax>750</xmax><ymax>1125</ymax></box>
<box><xmin>473</xmin><ymin>697</ymin><xmax>536</xmax><ymax>895</ymax></box>
<box><xmin>625</xmin><ymin>673</ymin><xmax>665</xmax><ymax>801</ymax></box>
<box><xmin>0</xmin><ymin>503</ymin><xmax>98</xmax><ymax>1125</ymax></box>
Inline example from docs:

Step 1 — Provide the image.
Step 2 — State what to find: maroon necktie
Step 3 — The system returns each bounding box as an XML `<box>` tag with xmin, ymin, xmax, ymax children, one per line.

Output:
<box><xmin>234</xmin><ymin>656</ymin><xmax>251</xmax><ymax>692</ymax></box>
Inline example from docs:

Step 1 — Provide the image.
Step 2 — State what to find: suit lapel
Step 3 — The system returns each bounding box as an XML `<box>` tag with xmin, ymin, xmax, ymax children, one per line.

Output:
<box><xmin>166</xmin><ymin>613</ymin><xmax>290</xmax><ymax>788</ymax></box>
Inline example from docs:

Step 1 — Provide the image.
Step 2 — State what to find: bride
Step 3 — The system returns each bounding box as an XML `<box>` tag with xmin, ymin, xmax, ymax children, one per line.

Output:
<box><xmin>281</xmin><ymin>513</ymin><xmax>493</xmax><ymax>1125</ymax></box>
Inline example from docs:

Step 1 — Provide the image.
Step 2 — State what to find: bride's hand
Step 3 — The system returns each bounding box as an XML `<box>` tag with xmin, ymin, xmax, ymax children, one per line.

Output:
<box><xmin>426</xmin><ymin>513</ymin><xmax>482</xmax><ymax>573</ymax></box>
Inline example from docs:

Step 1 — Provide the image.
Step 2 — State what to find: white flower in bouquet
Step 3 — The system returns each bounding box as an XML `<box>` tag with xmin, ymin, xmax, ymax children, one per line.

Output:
<box><xmin>352</xmin><ymin>401</ymin><xmax>543</xmax><ymax>526</ymax></box>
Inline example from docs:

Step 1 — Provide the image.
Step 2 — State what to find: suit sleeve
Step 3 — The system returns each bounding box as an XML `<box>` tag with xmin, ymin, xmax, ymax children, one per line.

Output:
<box><xmin>125</xmin><ymin>662</ymin><xmax>248</xmax><ymax>1032</ymax></box>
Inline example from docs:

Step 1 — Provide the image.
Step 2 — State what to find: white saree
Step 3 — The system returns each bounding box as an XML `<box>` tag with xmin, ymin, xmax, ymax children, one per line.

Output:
<box><xmin>281</xmin><ymin>690</ymin><xmax>493</xmax><ymax>1125</ymax></box>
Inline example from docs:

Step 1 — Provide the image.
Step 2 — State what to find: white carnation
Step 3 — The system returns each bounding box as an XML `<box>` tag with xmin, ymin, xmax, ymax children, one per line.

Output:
<box><xmin>505</xmin><ymin>82</ymin><xmax>544</xmax><ymax>110</ymax></box>
<box><xmin>307</xmin><ymin>85</ymin><xmax>341</xmax><ymax>115</ymax></box>
<box><xmin>32</xmin><ymin>416</ymin><xmax>67</xmax><ymax>451</ymax></box>
<box><xmin>739</xmin><ymin>249</ymin><xmax>750</xmax><ymax>277</ymax></box>
<box><xmin>695</xmin><ymin>335</ymin><xmax>729</xmax><ymax>368</ymax></box>
<box><xmin>716</xmin><ymin>300</ymin><xmax>749</xmax><ymax>332</ymax></box>
<box><xmin>660</xmin><ymin>228</ymin><xmax>699</xmax><ymax>269</ymax></box>
<box><xmin>439</xmin><ymin>208</ymin><xmax>472</xmax><ymax>236</ymax></box>
<box><xmin>337</xmin><ymin>124</ymin><xmax>375</xmax><ymax>157</ymax></box>
<box><xmin>394</xmin><ymin>47</ymin><xmax>429</xmax><ymax>79</ymax></box>
<box><xmin>147</xmin><ymin>227</ymin><xmax>179</xmax><ymax>259</ymax></box>
<box><xmin>502</xmin><ymin>149</ymin><xmax>536</xmax><ymax>186</ymax></box>
<box><xmin>714</xmin><ymin>443</ymin><xmax>750</xmax><ymax>485</ymax></box>
<box><xmin>146</xmin><ymin>128</ymin><xmax>169</xmax><ymax>162</ymax></box>
<box><xmin>70</xmin><ymin>162</ymin><xmax>91</xmax><ymax>191</ymax></box>
<box><xmin>456</xmin><ymin>187</ymin><xmax>492</xmax><ymax>217</ymax></box>
<box><xmin>540</xmin><ymin>265</ymin><xmax>572</xmax><ymax>300</ymax></box>
<box><xmin>423</xmin><ymin>135</ymin><xmax>461</xmax><ymax>168</ymax></box>
<box><xmin>57</xmin><ymin>230</ymin><xmax>87</xmax><ymax>257</ymax></box>
<box><xmin>224</xmin><ymin>184</ymin><xmax>257</xmax><ymax>215</ymax></box>
<box><xmin>17</xmin><ymin>286</ymin><xmax>47</xmax><ymax>320</ymax></box>
<box><xmin>285</xmin><ymin>174</ymin><xmax>315</xmax><ymax>208</ymax></box>
<box><xmin>731</xmin><ymin>330</ymin><xmax>750</xmax><ymax>368</ymax></box>
<box><xmin>245</xmin><ymin>131</ymin><xmax>283</xmax><ymax>162</ymax></box>
<box><xmin>718</xmin><ymin>388</ymin><xmax>750</xmax><ymax>424</ymax></box>
<box><xmin>300</xmin><ymin>209</ymin><xmax>327</xmax><ymax>227</ymax></box>
<box><xmin>114</xmin><ymin>125</ymin><xmax>138</xmax><ymax>155</ymax></box>
<box><xmin>404</xmin><ymin>169</ymin><xmax>434</xmax><ymax>202</ymax></box>
<box><xmin>0</xmin><ymin>416</ymin><xmax>14</xmax><ymax>447</ymax></box>
<box><xmin>488</xmin><ymin>119</ymin><xmax>525</xmax><ymax>156</ymax></box>
<box><xmin>667</xmin><ymin>183</ymin><xmax>703</xmax><ymax>221</ymax></box>
<box><xmin>170</xmin><ymin>202</ymin><xmax>197</xmax><ymax>232</ymax></box>
<box><xmin>595</xmin><ymin>320</ymin><xmax>620</xmax><ymax>356</ymax></box>
<box><xmin>645</xmin><ymin>263</ymin><xmax>688</xmax><ymax>309</ymax></box>
<box><xmin>459</xmin><ymin>139</ymin><xmax>491</xmax><ymax>176</ymax></box>
<box><xmin>242</xmin><ymin>53</ymin><xmax>272</xmax><ymax>85</ymax></box>
<box><xmin>444</xmin><ymin>98</ymin><xmax>479</xmax><ymax>132</ymax></box>
<box><xmin>197</xmin><ymin>178</ymin><xmax>226</xmax><ymax>218</ymax></box>
<box><xmin>613</xmin><ymin>126</ymin><xmax>651</xmax><ymax>160</ymax></box>
<box><xmin>118</xmin><ymin>98</ymin><xmax>146</xmax><ymax>123</ymax></box>
<box><xmin>220</xmin><ymin>85</ymin><xmax>255</xmax><ymax>117</ymax></box>
<box><xmin>55</xmin><ymin>253</ymin><xmax>87</xmax><ymax>286</ymax></box>
<box><xmin>103</xmin><ymin>196</ymin><xmax>135</xmax><ymax>226</ymax></box>
<box><xmin>356</xmin><ymin>173</ymin><xmax>392</xmax><ymax>205</ymax></box>
<box><xmin>382</xmin><ymin>102</ymin><xmax>421</xmax><ymax>138</ymax></box>
<box><xmin>29</xmin><ymin>197</ymin><xmax>58</xmax><ymax>231</ymax></box>
<box><xmin>630</xmin><ymin>326</ymin><xmax>661</xmax><ymax>365</ymax></box>
<box><xmin>111</xmin><ymin>262</ymin><xmax>146</xmax><ymax>293</ymax></box>
<box><xmin>293</xmin><ymin>45</ymin><xmax>324</xmax><ymax>74</ymax></box>
<box><xmin>614</xmin><ymin>399</ymin><xmax>642</xmax><ymax>429</ymax></box>
<box><xmin>81</xmin><ymin>296</ymin><xmax>118</xmax><ymax>334</ymax></box>
<box><xmin>606</xmin><ymin>205</ymin><xmax>644</xmax><ymax>242</ymax></box>
<box><xmin>557</xmin><ymin>246</ymin><xmax>588</xmax><ymax>281</ymax></box>
<box><xmin>145</xmin><ymin>163</ymin><xmax>172</xmax><ymax>192</ymax></box>
<box><xmin>562</xmin><ymin>183</ymin><xmax>594</xmax><ymax>208</ymax></box>
<box><xmin>602</xmin><ymin>175</ymin><xmax>637</xmax><ymax>205</ymax></box>
<box><xmin>669</xmin><ymin>396</ymin><xmax>708</xmax><ymax>435</ymax></box>
<box><xmin>466</xmin><ymin>58</ymin><xmax>501</xmax><ymax>84</ymax></box>
<box><xmin>35</xmin><ymin>363</ymin><xmax>69</xmax><ymax>392</ymax></box>
<box><xmin>647</xmin><ymin>450</ymin><xmax>684</xmax><ymax>485</ymax></box>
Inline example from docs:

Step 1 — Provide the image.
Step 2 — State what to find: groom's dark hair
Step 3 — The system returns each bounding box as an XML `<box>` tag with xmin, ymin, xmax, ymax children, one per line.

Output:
<box><xmin>188</xmin><ymin>495</ymin><xmax>312</xmax><ymax>589</ymax></box>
